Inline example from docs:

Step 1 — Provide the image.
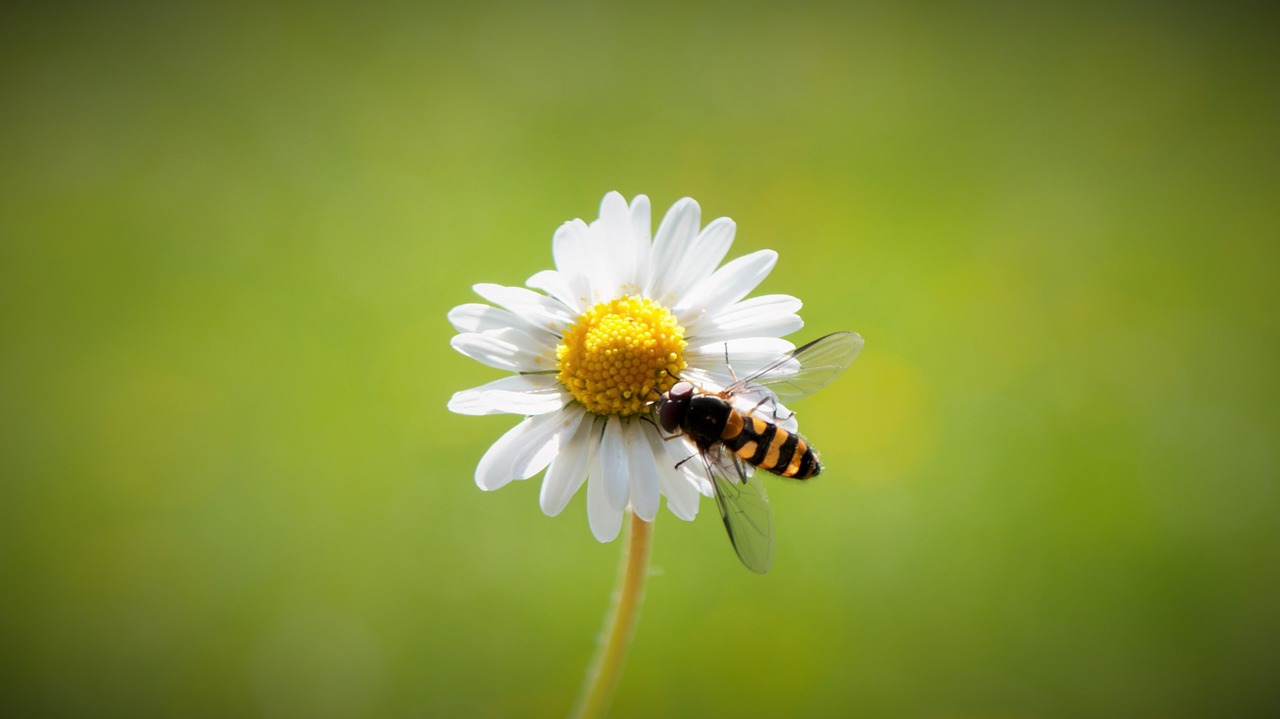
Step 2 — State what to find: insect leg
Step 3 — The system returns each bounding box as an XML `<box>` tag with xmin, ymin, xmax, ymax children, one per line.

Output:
<box><xmin>723</xmin><ymin>342</ymin><xmax>741</xmax><ymax>385</ymax></box>
<box><xmin>743</xmin><ymin>392</ymin><xmax>794</xmax><ymax>422</ymax></box>
<box><xmin>674</xmin><ymin>452</ymin><xmax>699</xmax><ymax>470</ymax></box>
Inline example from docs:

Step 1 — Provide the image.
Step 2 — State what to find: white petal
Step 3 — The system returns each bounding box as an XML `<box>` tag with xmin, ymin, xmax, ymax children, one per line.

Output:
<box><xmin>645</xmin><ymin>198</ymin><xmax>702</xmax><ymax>303</ymax></box>
<box><xmin>585</xmin><ymin>192</ymin><xmax>632</xmax><ymax>297</ymax></box>
<box><xmin>587</xmin><ymin>449</ymin><xmax>624</xmax><ymax>542</ymax></box>
<box><xmin>596</xmin><ymin>192</ymin><xmax>632</xmax><ymax>248</ymax></box>
<box><xmin>683</xmin><ymin>337</ymin><xmax>797</xmax><ymax>387</ymax></box>
<box><xmin>599</xmin><ymin>418</ymin><xmax>630</xmax><ymax>511</ymax></box>
<box><xmin>626</xmin><ymin>196</ymin><xmax>653</xmax><ymax>293</ymax></box>
<box><xmin>625</xmin><ymin>421</ymin><xmax>661</xmax><ymax>522</ymax></box>
<box><xmin>606</xmin><ymin>192</ymin><xmax>651</xmax><ymax>293</ymax></box>
<box><xmin>626</xmin><ymin>195</ymin><xmax>654</xmax><ymax>292</ymax></box>
<box><xmin>687</xmin><ymin>294</ymin><xmax>804</xmax><ymax>343</ymax></box>
<box><xmin>653</xmin><ymin>431</ymin><xmax>713</xmax><ymax>498</ymax></box>
<box><xmin>450</xmin><ymin>329</ymin><xmax>556</xmax><ymax>373</ymax></box>
<box><xmin>512</xmin><ymin>420</ymin><xmax>569</xmax><ymax>480</ymax></box>
<box><xmin>448</xmin><ymin>374</ymin><xmax>567</xmax><ymax>416</ymax></box>
<box><xmin>474</xmin><ymin>412</ymin><xmax>565</xmax><ymax>491</ymax></box>
<box><xmin>664</xmin><ymin>474</ymin><xmax>701</xmax><ymax>519</ymax></box>
<box><xmin>675</xmin><ymin>217</ymin><xmax>737</xmax><ymax>286</ymax></box>
<box><xmin>552</xmin><ymin>219</ymin><xmax>593</xmax><ymax>305</ymax></box>
<box><xmin>663</xmin><ymin>470</ymin><xmax>701</xmax><ymax>520</ymax></box>
<box><xmin>599</xmin><ymin>191</ymin><xmax>629</xmax><ymax>215</ymax></box>
<box><xmin>674</xmin><ymin>249</ymin><xmax>777</xmax><ymax>319</ymax></box>
<box><xmin>685</xmin><ymin>336</ymin><xmax>796</xmax><ymax>367</ymax></box>
<box><xmin>629</xmin><ymin>195</ymin><xmax>652</xmax><ymax>245</ymax></box>
<box><xmin>713</xmin><ymin>311</ymin><xmax>802</xmax><ymax>344</ymax></box>
<box><xmin>662</xmin><ymin>217</ymin><xmax>736</xmax><ymax>306</ymax></box>
<box><xmin>526</xmin><ymin>269</ymin><xmax>582</xmax><ymax>312</ymax></box>
<box><xmin>653</xmin><ymin>429</ymin><xmax>692</xmax><ymax>470</ymax></box>
<box><xmin>553</xmin><ymin>218</ymin><xmax>589</xmax><ymax>275</ymax></box>
<box><xmin>473</xmin><ymin>283</ymin><xmax>574</xmax><ymax>334</ymax></box>
<box><xmin>650</xmin><ymin>199</ymin><xmax>702</xmax><ymax>258</ymax></box>
<box><xmin>448</xmin><ymin>303</ymin><xmax>519</xmax><ymax>334</ymax></box>
<box><xmin>685</xmin><ymin>464</ymin><xmax>717</xmax><ymax>497</ymax></box>
<box><xmin>539</xmin><ymin>408</ymin><xmax>595</xmax><ymax>516</ymax></box>
<box><xmin>640</xmin><ymin>429</ymin><xmax>697</xmax><ymax>519</ymax></box>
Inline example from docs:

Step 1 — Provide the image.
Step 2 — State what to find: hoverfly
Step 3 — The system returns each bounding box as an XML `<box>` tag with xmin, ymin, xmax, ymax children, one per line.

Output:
<box><xmin>654</xmin><ymin>331</ymin><xmax>863</xmax><ymax>573</ymax></box>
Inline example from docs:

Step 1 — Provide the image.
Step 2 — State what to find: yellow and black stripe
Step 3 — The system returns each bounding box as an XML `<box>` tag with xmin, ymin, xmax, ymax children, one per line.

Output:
<box><xmin>720</xmin><ymin>410</ymin><xmax>821</xmax><ymax>479</ymax></box>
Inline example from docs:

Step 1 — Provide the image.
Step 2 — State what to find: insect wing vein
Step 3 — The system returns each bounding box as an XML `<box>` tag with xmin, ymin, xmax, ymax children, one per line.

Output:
<box><xmin>735</xmin><ymin>331</ymin><xmax>864</xmax><ymax>403</ymax></box>
<box><xmin>705</xmin><ymin>448</ymin><xmax>775</xmax><ymax>574</ymax></box>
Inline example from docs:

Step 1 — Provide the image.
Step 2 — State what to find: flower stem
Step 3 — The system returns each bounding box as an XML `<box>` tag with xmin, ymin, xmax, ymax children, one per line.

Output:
<box><xmin>570</xmin><ymin>512</ymin><xmax>653</xmax><ymax>719</ymax></box>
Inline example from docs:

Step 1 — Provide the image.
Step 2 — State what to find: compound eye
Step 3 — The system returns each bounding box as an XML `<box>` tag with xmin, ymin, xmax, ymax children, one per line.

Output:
<box><xmin>658</xmin><ymin>383</ymin><xmax>693</xmax><ymax>433</ymax></box>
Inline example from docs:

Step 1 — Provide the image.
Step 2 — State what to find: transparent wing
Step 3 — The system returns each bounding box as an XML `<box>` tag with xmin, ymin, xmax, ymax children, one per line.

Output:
<box><xmin>730</xmin><ymin>331</ymin><xmax>863</xmax><ymax>403</ymax></box>
<box><xmin>704</xmin><ymin>448</ymin><xmax>775</xmax><ymax>574</ymax></box>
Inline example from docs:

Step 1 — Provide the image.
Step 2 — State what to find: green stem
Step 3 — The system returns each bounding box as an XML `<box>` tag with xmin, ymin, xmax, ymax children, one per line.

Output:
<box><xmin>569</xmin><ymin>512</ymin><xmax>653</xmax><ymax>719</ymax></box>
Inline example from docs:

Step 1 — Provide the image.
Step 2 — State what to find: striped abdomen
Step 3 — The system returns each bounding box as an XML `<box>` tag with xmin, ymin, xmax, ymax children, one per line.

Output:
<box><xmin>720</xmin><ymin>410</ymin><xmax>821</xmax><ymax>479</ymax></box>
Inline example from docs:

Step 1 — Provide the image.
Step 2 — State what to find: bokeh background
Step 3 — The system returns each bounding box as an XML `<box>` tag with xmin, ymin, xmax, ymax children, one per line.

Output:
<box><xmin>3</xmin><ymin>1</ymin><xmax>1278</xmax><ymax>717</ymax></box>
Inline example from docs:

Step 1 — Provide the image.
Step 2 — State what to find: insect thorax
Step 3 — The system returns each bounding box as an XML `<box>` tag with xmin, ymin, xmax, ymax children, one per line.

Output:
<box><xmin>684</xmin><ymin>395</ymin><xmax>731</xmax><ymax>443</ymax></box>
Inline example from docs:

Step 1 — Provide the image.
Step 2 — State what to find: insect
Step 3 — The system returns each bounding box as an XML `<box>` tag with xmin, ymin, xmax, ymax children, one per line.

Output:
<box><xmin>654</xmin><ymin>331</ymin><xmax>863</xmax><ymax>573</ymax></box>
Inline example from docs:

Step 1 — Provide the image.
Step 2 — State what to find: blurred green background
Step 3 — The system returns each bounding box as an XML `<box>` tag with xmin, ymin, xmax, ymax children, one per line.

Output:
<box><xmin>3</xmin><ymin>0</ymin><xmax>1278</xmax><ymax>716</ymax></box>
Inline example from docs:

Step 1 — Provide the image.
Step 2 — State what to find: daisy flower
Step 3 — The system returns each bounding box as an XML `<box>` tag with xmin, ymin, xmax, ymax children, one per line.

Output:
<box><xmin>447</xmin><ymin>192</ymin><xmax>805</xmax><ymax>542</ymax></box>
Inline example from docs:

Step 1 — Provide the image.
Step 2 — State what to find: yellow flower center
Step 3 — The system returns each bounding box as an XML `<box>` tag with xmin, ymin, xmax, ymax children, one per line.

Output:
<box><xmin>556</xmin><ymin>296</ymin><xmax>687</xmax><ymax>416</ymax></box>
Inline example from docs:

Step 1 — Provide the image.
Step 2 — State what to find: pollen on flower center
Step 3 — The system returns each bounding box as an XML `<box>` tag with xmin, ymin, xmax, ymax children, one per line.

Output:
<box><xmin>556</xmin><ymin>296</ymin><xmax>687</xmax><ymax>416</ymax></box>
